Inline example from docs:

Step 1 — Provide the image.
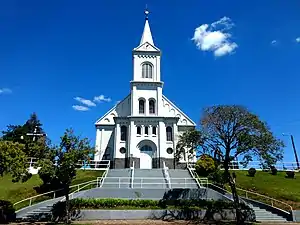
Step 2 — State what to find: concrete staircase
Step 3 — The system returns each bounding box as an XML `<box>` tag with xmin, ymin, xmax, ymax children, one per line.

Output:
<box><xmin>248</xmin><ymin>203</ymin><xmax>288</xmax><ymax>222</ymax></box>
<box><xmin>101</xmin><ymin>169</ymin><xmax>131</xmax><ymax>188</ymax></box>
<box><xmin>168</xmin><ymin>169</ymin><xmax>198</xmax><ymax>188</ymax></box>
<box><xmin>133</xmin><ymin>169</ymin><xmax>166</xmax><ymax>189</ymax></box>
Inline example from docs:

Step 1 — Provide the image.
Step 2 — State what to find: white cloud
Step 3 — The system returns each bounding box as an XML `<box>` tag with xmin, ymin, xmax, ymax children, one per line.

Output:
<box><xmin>74</xmin><ymin>97</ymin><xmax>96</xmax><ymax>107</ymax></box>
<box><xmin>72</xmin><ymin>105</ymin><xmax>90</xmax><ymax>111</ymax></box>
<box><xmin>191</xmin><ymin>16</ymin><xmax>237</xmax><ymax>57</ymax></box>
<box><xmin>296</xmin><ymin>37</ymin><xmax>300</xmax><ymax>43</ymax></box>
<box><xmin>271</xmin><ymin>40</ymin><xmax>277</xmax><ymax>45</ymax></box>
<box><xmin>93</xmin><ymin>95</ymin><xmax>112</xmax><ymax>103</ymax></box>
<box><xmin>0</xmin><ymin>88</ymin><xmax>12</xmax><ymax>94</ymax></box>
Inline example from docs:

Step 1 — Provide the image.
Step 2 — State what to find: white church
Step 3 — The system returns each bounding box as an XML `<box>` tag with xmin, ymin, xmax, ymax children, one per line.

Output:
<box><xmin>94</xmin><ymin>11</ymin><xmax>196</xmax><ymax>169</ymax></box>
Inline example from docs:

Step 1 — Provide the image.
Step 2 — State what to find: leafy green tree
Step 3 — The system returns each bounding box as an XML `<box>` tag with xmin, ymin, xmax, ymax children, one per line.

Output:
<box><xmin>195</xmin><ymin>154</ymin><xmax>216</xmax><ymax>177</ymax></box>
<box><xmin>200</xmin><ymin>105</ymin><xmax>284</xmax><ymax>224</ymax></box>
<box><xmin>1</xmin><ymin>112</ymin><xmax>49</xmax><ymax>158</ymax></box>
<box><xmin>0</xmin><ymin>141</ymin><xmax>31</xmax><ymax>182</ymax></box>
<box><xmin>38</xmin><ymin>128</ymin><xmax>93</xmax><ymax>223</ymax></box>
<box><xmin>175</xmin><ymin>129</ymin><xmax>203</xmax><ymax>166</ymax></box>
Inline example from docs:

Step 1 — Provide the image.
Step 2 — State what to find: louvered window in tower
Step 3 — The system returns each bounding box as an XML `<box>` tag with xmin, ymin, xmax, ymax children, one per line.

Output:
<box><xmin>142</xmin><ymin>63</ymin><xmax>153</xmax><ymax>78</ymax></box>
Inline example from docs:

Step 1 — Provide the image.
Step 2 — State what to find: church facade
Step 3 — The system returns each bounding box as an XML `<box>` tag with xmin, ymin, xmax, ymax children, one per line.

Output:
<box><xmin>94</xmin><ymin>12</ymin><xmax>196</xmax><ymax>169</ymax></box>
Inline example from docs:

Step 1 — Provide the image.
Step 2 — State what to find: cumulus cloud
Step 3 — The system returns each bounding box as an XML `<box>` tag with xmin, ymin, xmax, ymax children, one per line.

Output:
<box><xmin>0</xmin><ymin>88</ymin><xmax>12</xmax><ymax>94</ymax></box>
<box><xmin>74</xmin><ymin>97</ymin><xmax>96</xmax><ymax>107</ymax></box>
<box><xmin>93</xmin><ymin>95</ymin><xmax>112</xmax><ymax>103</ymax></box>
<box><xmin>296</xmin><ymin>37</ymin><xmax>300</xmax><ymax>43</ymax></box>
<box><xmin>72</xmin><ymin>105</ymin><xmax>90</xmax><ymax>111</ymax></box>
<box><xmin>191</xmin><ymin>16</ymin><xmax>237</xmax><ymax>57</ymax></box>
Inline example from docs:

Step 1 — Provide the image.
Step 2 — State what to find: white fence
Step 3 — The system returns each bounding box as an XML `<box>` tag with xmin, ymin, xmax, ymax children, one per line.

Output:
<box><xmin>189</xmin><ymin>161</ymin><xmax>299</xmax><ymax>171</ymax></box>
<box><xmin>26</xmin><ymin>158</ymin><xmax>111</xmax><ymax>174</ymax></box>
<box><xmin>97</xmin><ymin>177</ymin><xmax>208</xmax><ymax>189</ymax></box>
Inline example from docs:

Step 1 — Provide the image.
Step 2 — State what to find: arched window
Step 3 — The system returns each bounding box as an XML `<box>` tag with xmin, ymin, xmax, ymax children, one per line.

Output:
<box><xmin>149</xmin><ymin>99</ymin><xmax>155</xmax><ymax>114</ymax></box>
<box><xmin>145</xmin><ymin>126</ymin><xmax>149</xmax><ymax>135</ymax></box>
<box><xmin>139</xmin><ymin>99</ymin><xmax>145</xmax><ymax>114</ymax></box>
<box><xmin>166</xmin><ymin>126</ymin><xmax>173</xmax><ymax>141</ymax></box>
<box><xmin>142</xmin><ymin>63</ymin><xmax>153</xmax><ymax>78</ymax></box>
<box><xmin>137</xmin><ymin>126</ymin><xmax>141</xmax><ymax>135</ymax></box>
<box><xmin>152</xmin><ymin>126</ymin><xmax>156</xmax><ymax>135</ymax></box>
<box><xmin>121</xmin><ymin>126</ymin><xmax>127</xmax><ymax>141</ymax></box>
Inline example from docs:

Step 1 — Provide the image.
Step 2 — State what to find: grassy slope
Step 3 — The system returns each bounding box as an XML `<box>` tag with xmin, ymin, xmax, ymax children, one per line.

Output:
<box><xmin>233</xmin><ymin>170</ymin><xmax>300</xmax><ymax>209</ymax></box>
<box><xmin>0</xmin><ymin>170</ymin><xmax>103</xmax><ymax>204</ymax></box>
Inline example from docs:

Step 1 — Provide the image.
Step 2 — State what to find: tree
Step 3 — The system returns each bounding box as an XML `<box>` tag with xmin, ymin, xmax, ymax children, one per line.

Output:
<box><xmin>0</xmin><ymin>141</ymin><xmax>31</xmax><ymax>182</ymax></box>
<box><xmin>1</xmin><ymin>112</ymin><xmax>48</xmax><ymax>158</ymax></box>
<box><xmin>200</xmin><ymin>105</ymin><xmax>284</xmax><ymax>224</ymax></box>
<box><xmin>175</xmin><ymin>129</ymin><xmax>203</xmax><ymax>166</ymax></box>
<box><xmin>38</xmin><ymin>128</ymin><xmax>93</xmax><ymax>223</ymax></box>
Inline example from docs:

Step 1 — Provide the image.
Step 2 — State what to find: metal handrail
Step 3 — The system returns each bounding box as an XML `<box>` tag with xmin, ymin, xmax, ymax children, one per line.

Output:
<box><xmin>207</xmin><ymin>183</ymin><xmax>292</xmax><ymax>213</ymax></box>
<box><xmin>187</xmin><ymin>163</ymin><xmax>205</xmax><ymax>188</ymax></box>
<box><xmin>131</xmin><ymin>161</ymin><xmax>135</xmax><ymax>188</ymax></box>
<box><xmin>235</xmin><ymin>186</ymin><xmax>293</xmax><ymax>212</ymax></box>
<box><xmin>99</xmin><ymin>177</ymin><xmax>208</xmax><ymax>189</ymax></box>
<box><xmin>13</xmin><ymin>179</ymin><xmax>99</xmax><ymax>210</ymax></box>
<box><xmin>162</xmin><ymin>161</ymin><xmax>171</xmax><ymax>189</ymax></box>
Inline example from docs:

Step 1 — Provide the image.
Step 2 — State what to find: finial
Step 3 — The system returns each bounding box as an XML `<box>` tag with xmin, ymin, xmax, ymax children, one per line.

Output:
<box><xmin>144</xmin><ymin>5</ymin><xmax>149</xmax><ymax>20</ymax></box>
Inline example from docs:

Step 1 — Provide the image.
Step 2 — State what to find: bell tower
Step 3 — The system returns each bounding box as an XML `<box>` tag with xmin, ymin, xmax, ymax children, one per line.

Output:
<box><xmin>130</xmin><ymin>9</ymin><xmax>164</xmax><ymax>116</ymax></box>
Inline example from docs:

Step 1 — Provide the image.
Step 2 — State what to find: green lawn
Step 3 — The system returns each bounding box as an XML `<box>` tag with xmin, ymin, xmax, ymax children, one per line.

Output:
<box><xmin>0</xmin><ymin>170</ymin><xmax>104</xmax><ymax>204</ymax></box>
<box><xmin>232</xmin><ymin>170</ymin><xmax>300</xmax><ymax>209</ymax></box>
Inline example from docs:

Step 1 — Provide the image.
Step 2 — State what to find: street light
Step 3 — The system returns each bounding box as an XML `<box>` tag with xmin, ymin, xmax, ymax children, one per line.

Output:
<box><xmin>282</xmin><ymin>133</ymin><xmax>300</xmax><ymax>169</ymax></box>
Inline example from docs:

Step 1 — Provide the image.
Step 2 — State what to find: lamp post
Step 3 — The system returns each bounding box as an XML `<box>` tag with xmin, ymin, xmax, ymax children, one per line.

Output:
<box><xmin>282</xmin><ymin>133</ymin><xmax>300</xmax><ymax>169</ymax></box>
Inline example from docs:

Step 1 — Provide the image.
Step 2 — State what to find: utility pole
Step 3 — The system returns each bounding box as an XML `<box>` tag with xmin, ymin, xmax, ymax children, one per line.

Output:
<box><xmin>290</xmin><ymin>135</ymin><xmax>300</xmax><ymax>170</ymax></box>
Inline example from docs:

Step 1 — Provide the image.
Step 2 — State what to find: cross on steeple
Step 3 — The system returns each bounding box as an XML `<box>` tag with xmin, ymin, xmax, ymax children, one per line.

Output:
<box><xmin>144</xmin><ymin>5</ymin><xmax>149</xmax><ymax>20</ymax></box>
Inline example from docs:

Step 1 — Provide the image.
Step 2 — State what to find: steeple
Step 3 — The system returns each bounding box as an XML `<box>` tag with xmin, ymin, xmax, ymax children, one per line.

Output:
<box><xmin>140</xmin><ymin>9</ymin><xmax>154</xmax><ymax>46</ymax></box>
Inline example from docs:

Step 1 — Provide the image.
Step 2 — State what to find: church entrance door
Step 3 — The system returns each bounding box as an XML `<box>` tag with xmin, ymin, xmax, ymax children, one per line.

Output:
<box><xmin>140</xmin><ymin>145</ymin><xmax>153</xmax><ymax>169</ymax></box>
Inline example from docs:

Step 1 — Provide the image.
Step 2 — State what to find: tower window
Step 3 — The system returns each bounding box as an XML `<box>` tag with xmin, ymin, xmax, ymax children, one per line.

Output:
<box><xmin>139</xmin><ymin>99</ymin><xmax>145</xmax><ymax>114</ymax></box>
<box><xmin>137</xmin><ymin>126</ymin><xmax>141</xmax><ymax>135</ymax></box>
<box><xmin>166</xmin><ymin>126</ymin><xmax>173</xmax><ymax>141</ymax></box>
<box><xmin>149</xmin><ymin>99</ymin><xmax>155</xmax><ymax>114</ymax></box>
<box><xmin>145</xmin><ymin>126</ymin><xmax>149</xmax><ymax>135</ymax></box>
<box><xmin>152</xmin><ymin>126</ymin><xmax>156</xmax><ymax>135</ymax></box>
<box><xmin>142</xmin><ymin>63</ymin><xmax>153</xmax><ymax>78</ymax></box>
<box><xmin>121</xmin><ymin>126</ymin><xmax>127</xmax><ymax>141</ymax></box>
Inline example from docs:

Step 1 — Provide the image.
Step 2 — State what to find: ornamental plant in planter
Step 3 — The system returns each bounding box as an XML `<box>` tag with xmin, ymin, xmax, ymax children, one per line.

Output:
<box><xmin>286</xmin><ymin>170</ymin><xmax>295</xmax><ymax>179</ymax></box>
<box><xmin>270</xmin><ymin>166</ymin><xmax>278</xmax><ymax>175</ymax></box>
<box><xmin>248</xmin><ymin>168</ymin><xmax>256</xmax><ymax>177</ymax></box>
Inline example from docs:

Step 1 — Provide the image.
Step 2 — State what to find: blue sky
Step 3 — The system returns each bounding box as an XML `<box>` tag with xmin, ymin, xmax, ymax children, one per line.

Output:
<box><xmin>1</xmin><ymin>0</ymin><xmax>300</xmax><ymax>162</ymax></box>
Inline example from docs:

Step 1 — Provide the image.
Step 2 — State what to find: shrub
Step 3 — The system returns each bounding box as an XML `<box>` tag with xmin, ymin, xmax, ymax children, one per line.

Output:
<box><xmin>195</xmin><ymin>154</ymin><xmax>216</xmax><ymax>177</ymax></box>
<box><xmin>248</xmin><ymin>168</ymin><xmax>256</xmax><ymax>177</ymax></box>
<box><xmin>270</xmin><ymin>166</ymin><xmax>277</xmax><ymax>175</ymax></box>
<box><xmin>286</xmin><ymin>170</ymin><xmax>295</xmax><ymax>179</ymax></box>
<box><xmin>0</xmin><ymin>200</ymin><xmax>16</xmax><ymax>224</ymax></box>
<box><xmin>208</xmin><ymin>169</ymin><xmax>226</xmax><ymax>189</ymax></box>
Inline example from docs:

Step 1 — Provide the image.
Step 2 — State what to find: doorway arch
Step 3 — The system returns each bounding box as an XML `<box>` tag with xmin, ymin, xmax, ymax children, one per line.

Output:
<box><xmin>137</xmin><ymin>140</ymin><xmax>157</xmax><ymax>169</ymax></box>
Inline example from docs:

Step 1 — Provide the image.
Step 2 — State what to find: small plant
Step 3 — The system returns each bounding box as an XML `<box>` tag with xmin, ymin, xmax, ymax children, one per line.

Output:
<box><xmin>286</xmin><ymin>170</ymin><xmax>295</xmax><ymax>179</ymax></box>
<box><xmin>270</xmin><ymin>166</ymin><xmax>278</xmax><ymax>175</ymax></box>
<box><xmin>248</xmin><ymin>168</ymin><xmax>256</xmax><ymax>177</ymax></box>
<box><xmin>0</xmin><ymin>200</ymin><xmax>16</xmax><ymax>224</ymax></box>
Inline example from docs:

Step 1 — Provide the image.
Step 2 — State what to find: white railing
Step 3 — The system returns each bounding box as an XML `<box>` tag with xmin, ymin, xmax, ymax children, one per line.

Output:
<box><xmin>14</xmin><ymin>179</ymin><xmax>99</xmax><ymax>211</ymax></box>
<box><xmin>96</xmin><ymin>162</ymin><xmax>110</xmax><ymax>188</ymax></box>
<box><xmin>188</xmin><ymin>161</ymin><xmax>299</xmax><ymax>171</ymax></box>
<box><xmin>187</xmin><ymin>163</ymin><xmax>206</xmax><ymax>188</ymax></box>
<box><xmin>100</xmin><ymin>177</ymin><xmax>208</xmax><ymax>189</ymax></box>
<box><xmin>162</xmin><ymin>161</ymin><xmax>171</xmax><ymax>189</ymax></box>
<box><xmin>130</xmin><ymin>161</ymin><xmax>135</xmax><ymax>188</ymax></box>
<box><xmin>26</xmin><ymin>158</ymin><xmax>111</xmax><ymax>174</ymax></box>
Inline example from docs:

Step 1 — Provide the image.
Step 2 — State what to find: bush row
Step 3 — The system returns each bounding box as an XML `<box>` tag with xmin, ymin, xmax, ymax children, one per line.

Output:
<box><xmin>248</xmin><ymin>168</ymin><xmax>296</xmax><ymax>178</ymax></box>
<box><xmin>53</xmin><ymin>198</ymin><xmax>251</xmax><ymax>210</ymax></box>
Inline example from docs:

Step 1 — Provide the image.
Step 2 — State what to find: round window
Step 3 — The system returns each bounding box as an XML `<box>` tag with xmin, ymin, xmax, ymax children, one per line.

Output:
<box><xmin>120</xmin><ymin>147</ymin><xmax>126</xmax><ymax>154</ymax></box>
<box><xmin>166</xmin><ymin>148</ymin><xmax>173</xmax><ymax>154</ymax></box>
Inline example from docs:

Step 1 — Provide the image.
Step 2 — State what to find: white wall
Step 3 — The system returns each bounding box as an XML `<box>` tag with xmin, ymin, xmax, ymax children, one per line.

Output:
<box><xmin>94</xmin><ymin>126</ymin><xmax>114</xmax><ymax>161</ymax></box>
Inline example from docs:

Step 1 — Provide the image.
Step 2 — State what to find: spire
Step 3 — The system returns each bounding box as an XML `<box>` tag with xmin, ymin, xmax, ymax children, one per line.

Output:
<box><xmin>140</xmin><ymin>8</ymin><xmax>154</xmax><ymax>46</ymax></box>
